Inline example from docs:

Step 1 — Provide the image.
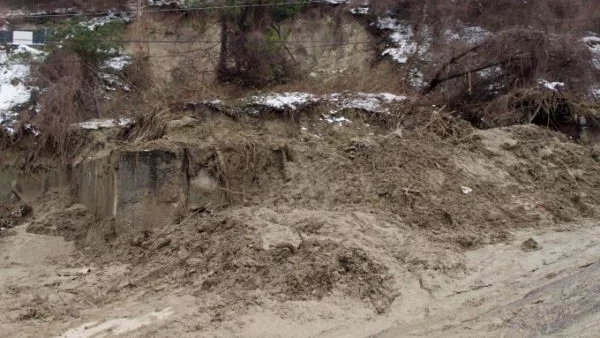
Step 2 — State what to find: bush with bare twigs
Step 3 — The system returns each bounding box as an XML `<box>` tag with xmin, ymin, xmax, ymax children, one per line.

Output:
<box><xmin>25</xmin><ymin>51</ymin><xmax>92</xmax><ymax>160</ymax></box>
<box><xmin>217</xmin><ymin>1</ymin><xmax>306</xmax><ymax>87</ymax></box>
<box><xmin>419</xmin><ymin>27</ymin><xmax>599</xmax><ymax>134</ymax></box>
<box><xmin>123</xmin><ymin>52</ymin><xmax>154</xmax><ymax>91</ymax></box>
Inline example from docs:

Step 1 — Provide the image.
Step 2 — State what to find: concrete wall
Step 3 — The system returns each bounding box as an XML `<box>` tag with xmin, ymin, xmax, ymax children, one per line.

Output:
<box><xmin>0</xmin><ymin>166</ymin><xmax>69</xmax><ymax>203</ymax></box>
<box><xmin>73</xmin><ymin>147</ymin><xmax>190</xmax><ymax>233</ymax></box>
<box><xmin>115</xmin><ymin>149</ymin><xmax>187</xmax><ymax>232</ymax></box>
<box><xmin>1</xmin><ymin>145</ymin><xmax>222</xmax><ymax>232</ymax></box>
<box><xmin>75</xmin><ymin>152</ymin><xmax>116</xmax><ymax>217</ymax></box>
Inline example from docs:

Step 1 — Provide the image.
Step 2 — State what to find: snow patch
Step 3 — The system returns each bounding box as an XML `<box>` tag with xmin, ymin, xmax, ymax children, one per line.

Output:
<box><xmin>14</xmin><ymin>45</ymin><xmax>45</xmax><ymax>56</ymax></box>
<box><xmin>590</xmin><ymin>87</ymin><xmax>600</xmax><ymax>99</ymax></box>
<box><xmin>374</xmin><ymin>17</ymin><xmax>431</xmax><ymax>88</ymax></box>
<box><xmin>246</xmin><ymin>92</ymin><xmax>407</xmax><ymax>114</ymax></box>
<box><xmin>408</xmin><ymin>68</ymin><xmax>425</xmax><ymax>88</ymax></box>
<box><xmin>99</xmin><ymin>72</ymin><xmax>130</xmax><ymax>92</ymax></box>
<box><xmin>248</xmin><ymin>92</ymin><xmax>316</xmax><ymax>110</ymax></box>
<box><xmin>350</xmin><ymin>7</ymin><xmax>369</xmax><ymax>15</ymax></box>
<box><xmin>0</xmin><ymin>45</ymin><xmax>45</xmax><ymax>130</ymax></box>
<box><xmin>148</xmin><ymin>0</ymin><xmax>184</xmax><ymax>7</ymax></box>
<box><xmin>326</xmin><ymin>92</ymin><xmax>407</xmax><ymax>113</ymax></box>
<box><xmin>376</xmin><ymin>18</ymin><xmax>419</xmax><ymax>64</ymax></box>
<box><xmin>104</xmin><ymin>55</ymin><xmax>131</xmax><ymax>71</ymax></box>
<box><xmin>80</xmin><ymin>11</ymin><xmax>131</xmax><ymax>31</ymax></box>
<box><xmin>322</xmin><ymin>113</ymin><xmax>352</xmax><ymax>125</ymax></box>
<box><xmin>444</xmin><ymin>26</ymin><xmax>492</xmax><ymax>45</ymax></box>
<box><xmin>376</xmin><ymin>17</ymin><xmax>401</xmax><ymax>30</ymax></box>
<box><xmin>538</xmin><ymin>79</ymin><xmax>564</xmax><ymax>91</ymax></box>
<box><xmin>478</xmin><ymin>66</ymin><xmax>503</xmax><ymax>79</ymax></box>
<box><xmin>74</xmin><ymin>118</ymin><xmax>133</xmax><ymax>130</ymax></box>
<box><xmin>583</xmin><ymin>36</ymin><xmax>600</xmax><ymax>70</ymax></box>
<box><xmin>320</xmin><ymin>0</ymin><xmax>348</xmax><ymax>4</ymax></box>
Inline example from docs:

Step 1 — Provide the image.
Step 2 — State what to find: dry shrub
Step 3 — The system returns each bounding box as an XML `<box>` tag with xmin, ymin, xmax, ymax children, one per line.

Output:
<box><xmin>478</xmin><ymin>89</ymin><xmax>582</xmax><ymax>137</ymax></box>
<box><xmin>217</xmin><ymin>2</ymin><xmax>306</xmax><ymax>88</ymax></box>
<box><xmin>378</xmin><ymin>0</ymin><xmax>600</xmax><ymax>34</ymax></box>
<box><xmin>168</xmin><ymin>57</ymin><xmax>226</xmax><ymax>100</ymax></box>
<box><xmin>422</xmin><ymin>28</ymin><xmax>597</xmax><ymax>134</ymax></box>
<box><xmin>123</xmin><ymin>52</ymin><xmax>154</xmax><ymax>91</ymax></box>
<box><xmin>424</xmin><ymin>29</ymin><xmax>550</xmax><ymax>95</ymax></box>
<box><xmin>210</xmin><ymin>141</ymin><xmax>283</xmax><ymax>204</ymax></box>
<box><xmin>28</xmin><ymin>51</ymin><xmax>92</xmax><ymax>160</ymax></box>
<box><xmin>218</xmin><ymin>29</ymin><xmax>299</xmax><ymax>87</ymax></box>
<box><xmin>119</xmin><ymin>107</ymin><xmax>167</xmax><ymax>143</ymax></box>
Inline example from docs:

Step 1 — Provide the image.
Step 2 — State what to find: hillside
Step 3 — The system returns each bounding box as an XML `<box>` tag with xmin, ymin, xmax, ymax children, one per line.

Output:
<box><xmin>2</xmin><ymin>1</ymin><xmax>600</xmax><ymax>337</ymax></box>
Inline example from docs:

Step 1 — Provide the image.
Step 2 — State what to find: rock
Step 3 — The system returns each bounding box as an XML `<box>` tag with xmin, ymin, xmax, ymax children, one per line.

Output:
<box><xmin>13</xmin><ymin>203</ymin><xmax>33</xmax><ymax>217</ymax></box>
<box><xmin>461</xmin><ymin>186</ymin><xmax>473</xmax><ymax>194</ymax></box>
<box><xmin>521</xmin><ymin>238</ymin><xmax>541</xmax><ymax>251</ymax></box>
<box><xmin>166</xmin><ymin>117</ymin><xmax>199</xmax><ymax>132</ymax></box>
<box><xmin>260</xmin><ymin>223</ymin><xmax>302</xmax><ymax>252</ymax></box>
<box><xmin>539</xmin><ymin>147</ymin><xmax>553</xmax><ymax>158</ymax></box>
<box><xmin>388</xmin><ymin>128</ymin><xmax>403</xmax><ymax>138</ymax></box>
<box><xmin>592</xmin><ymin>146</ymin><xmax>600</xmax><ymax>162</ymax></box>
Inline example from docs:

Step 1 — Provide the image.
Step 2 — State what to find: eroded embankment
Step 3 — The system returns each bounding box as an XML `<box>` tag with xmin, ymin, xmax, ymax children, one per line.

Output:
<box><xmin>2</xmin><ymin>101</ymin><xmax>600</xmax><ymax>337</ymax></box>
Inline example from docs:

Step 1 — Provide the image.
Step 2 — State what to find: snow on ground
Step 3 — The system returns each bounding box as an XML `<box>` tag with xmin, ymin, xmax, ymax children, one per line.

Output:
<box><xmin>538</xmin><ymin>79</ymin><xmax>565</xmax><ymax>91</ymax></box>
<box><xmin>147</xmin><ymin>0</ymin><xmax>348</xmax><ymax>8</ymax></box>
<box><xmin>0</xmin><ymin>46</ymin><xmax>46</xmax><ymax>132</ymax></box>
<box><xmin>74</xmin><ymin>118</ymin><xmax>134</xmax><ymax>130</ymax></box>
<box><xmin>371</xmin><ymin>9</ymin><xmax>493</xmax><ymax>90</ymax></box>
<box><xmin>245</xmin><ymin>92</ymin><xmax>407</xmax><ymax>118</ymax></box>
<box><xmin>325</xmin><ymin>92</ymin><xmax>407</xmax><ymax>113</ymax></box>
<box><xmin>247</xmin><ymin>92</ymin><xmax>316</xmax><ymax>110</ymax></box>
<box><xmin>375</xmin><ymin>17</ymin><xmax>432</xmax><ymax>64</ymax></box>
<box><xmin>320</xmin><ymin>0</ymin><xmax>348</xmax><ymax>4</ymax></box>
<box><xmin>80</xmin><ymin>11</ymin><xmax>131</xmax><ymax>30</ymax></box>
<box><xmin>148</xmin><ymin>0</ymin><xmax>185</xmax><ymax>7</ymax></box>
<box><xmin>350</xmin><ymin>7</ymin><xmax>369</xmax><ymax>15</ymax></box>
<box><xmin>583</xmin><ymin>36</ymin><xmax>600</xmax><ymax>70</ymax></box>
<box><xmin>443</xmin><ymin>26</ymin><xmax>492</xmax><ymax>45</ymax></box>
<box><xmin>104</xmin><ymin>55</ymin><xmax>131</xmax><ymax>71</ymax></box>
<box><xmin>100</xmin><ymin>55</ymin><xmax>132</xmax><ymax>92</ymax></box>
<box><xmin>478</xmin><ymin>65</ymin><xmax>503</xmax><ymax>79</ymax></box>
<box><xmin>321</xmin><ymin>113</ymin><xmax>352</xmax><ymax>125</ymax></box>
<box><xmin>373</xmin><ymin>17</ymin><xmax>433</xmax><ymax>88</ymax></box>
<box><xmin>14</xmin><ymin>45</ymin><xmax>46</xmax><ymax>57</ymax></box>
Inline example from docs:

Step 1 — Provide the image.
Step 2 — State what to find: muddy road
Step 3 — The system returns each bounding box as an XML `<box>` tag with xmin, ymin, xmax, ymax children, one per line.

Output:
<box><xmin>2</xmin><ymin>219</ymin><xmax>600</xmax><ymax>337</ymax></box>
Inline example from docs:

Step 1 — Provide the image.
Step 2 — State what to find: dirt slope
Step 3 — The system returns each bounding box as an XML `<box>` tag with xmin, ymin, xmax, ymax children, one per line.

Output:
<box><xmin>2</xmin><ymin>107</ymin><xmax>600</xmax><ymax>337</ymax></box>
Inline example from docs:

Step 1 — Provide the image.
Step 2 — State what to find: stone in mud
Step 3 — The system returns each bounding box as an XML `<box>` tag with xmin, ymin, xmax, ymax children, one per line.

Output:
<box><xmin>521</xmin><ymin>238</ymin><xmax>541</xmax><ymax>251</ymax></box>
<box><xmin>13</xmin><ymin>203</ymin><xmax>33</xmax><ymax>217</ymax></box>
<box><xmin>260</xmin><ymin>223</ymin><xmax>302</xmax><ymax>252</ymax></box>
<box><xmin>166</xmin><ymin>117</ymin><xmax>199</xmax><ymax>132</ymax></box>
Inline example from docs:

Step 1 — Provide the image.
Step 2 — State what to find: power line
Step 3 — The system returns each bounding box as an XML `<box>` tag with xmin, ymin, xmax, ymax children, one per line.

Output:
<box><xmin>2</xmin><ymin>1</ymin><xmax>342</xmax><ymax>19</ymax></box>
<box><xmin>6</xmin><ymin>40</ymin><xmax>375</xmax><ymax>65</ymax></box>
<box><xmin>41</xmin><ymin>38</ymin><xmax>373</xmax><ymax>45</ymax></box>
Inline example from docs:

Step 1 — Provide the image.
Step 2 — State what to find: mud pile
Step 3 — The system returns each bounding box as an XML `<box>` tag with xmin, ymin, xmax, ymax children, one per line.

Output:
<box><xmin>29</xmin><ymin>104</ymin><xmax>598</xmax><ymax>319</ymax></box>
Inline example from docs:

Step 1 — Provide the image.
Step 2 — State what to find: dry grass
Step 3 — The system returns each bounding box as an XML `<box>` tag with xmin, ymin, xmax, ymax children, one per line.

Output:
<box><xmin>272</xmin><ymin>62</ymin><xmax>409</xmax><ymax>95</ymax></box>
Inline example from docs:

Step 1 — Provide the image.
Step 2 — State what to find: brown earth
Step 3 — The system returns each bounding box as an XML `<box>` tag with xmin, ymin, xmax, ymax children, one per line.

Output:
<box><xmin>2</xmin><ymin>105</ymin><xmax>600</xmax><ymax>337</ymax></box>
